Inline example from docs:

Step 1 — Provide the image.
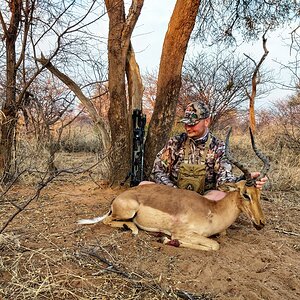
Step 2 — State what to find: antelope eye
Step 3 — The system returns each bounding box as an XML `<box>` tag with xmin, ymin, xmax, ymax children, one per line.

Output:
<box><xmin>243</xmin><ymin>193</ymin><xmax>251</xmax><ymax>201</ymax></box>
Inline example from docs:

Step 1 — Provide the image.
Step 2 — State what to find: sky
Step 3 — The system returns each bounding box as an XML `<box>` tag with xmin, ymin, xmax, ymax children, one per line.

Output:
<box><xmin>131</xmin><ymin>1</ymin><xmax>299</xmax><ymax>109</ymax></box>
<box><xmin>131</xmin><ymin>1</ymin><xmax>175</xmax><ymax>72</ymax></box>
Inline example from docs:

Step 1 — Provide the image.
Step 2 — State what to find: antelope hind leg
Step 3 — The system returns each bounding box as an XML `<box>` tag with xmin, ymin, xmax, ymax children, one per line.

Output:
<box><xmin>103</xmin><ymin>216</ymin><xmax>139</xmax><ymax>235</ymax></box>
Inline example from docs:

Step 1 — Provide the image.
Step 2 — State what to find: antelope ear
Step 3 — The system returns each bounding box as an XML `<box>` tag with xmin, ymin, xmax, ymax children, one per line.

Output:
<box><xmin>218</xmin><ymin>183</ymin><xmax>239</xmax><ymax>192</ymax></box>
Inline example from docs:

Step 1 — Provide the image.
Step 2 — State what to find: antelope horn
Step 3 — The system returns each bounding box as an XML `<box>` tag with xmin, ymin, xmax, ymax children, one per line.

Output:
<box><xmin>249</xmin><ymin>128</ymin><xmax>270</xmax><ymax>180</ymax></box>
<box><xmin>225</xmin><ymin>127</ymin><xmax>253</xmax><ymax>186</ymax></box>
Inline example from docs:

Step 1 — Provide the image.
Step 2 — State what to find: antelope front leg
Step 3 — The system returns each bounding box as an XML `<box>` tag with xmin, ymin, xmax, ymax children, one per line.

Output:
<box><xmin>162</xmin><ymin>233</ymin><xmax>220</xmax><ymax>251</ymax></box>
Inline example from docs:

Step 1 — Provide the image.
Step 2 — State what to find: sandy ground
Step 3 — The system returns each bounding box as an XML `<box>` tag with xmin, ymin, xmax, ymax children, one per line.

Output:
<box><xmin>0</xmin><ymin>178</ymin><xmax>299</xmax><ymax>299</ymax></box>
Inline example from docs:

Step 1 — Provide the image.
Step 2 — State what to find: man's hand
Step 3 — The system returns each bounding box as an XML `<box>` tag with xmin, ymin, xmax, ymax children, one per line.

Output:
<box><xmin>251</xmin><ymin>172</ymin><xmax>268</xmax><ymax>190</ymax></box>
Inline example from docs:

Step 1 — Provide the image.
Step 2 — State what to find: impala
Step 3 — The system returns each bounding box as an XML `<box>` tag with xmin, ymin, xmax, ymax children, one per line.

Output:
<box><xmin>78</xmin><ymin>128</ymin><xmax>270</xmax><ymax>251</ymax></box>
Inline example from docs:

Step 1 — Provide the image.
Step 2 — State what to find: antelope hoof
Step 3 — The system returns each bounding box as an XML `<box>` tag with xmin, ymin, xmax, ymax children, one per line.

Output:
<box><xmin>253</xmin><ymin>221</ymin><xmax>265</xmax><ymax>230</ymax></box>
<box><xmin>160</xmin><ymin>237</ymin><xmax>180</xmax><ymax>247</ymax></box>
<box><xmin>211</xmin><ymin>242</ymin><xmax>220</xmax><ymax>251</ymax></box>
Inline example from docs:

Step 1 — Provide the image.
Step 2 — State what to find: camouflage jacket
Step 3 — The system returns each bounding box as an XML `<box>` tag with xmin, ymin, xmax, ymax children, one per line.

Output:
<box><xmin>150</xmin><ymin>131</ymin><xmax>239</xmax><ymax>191</ymax></box>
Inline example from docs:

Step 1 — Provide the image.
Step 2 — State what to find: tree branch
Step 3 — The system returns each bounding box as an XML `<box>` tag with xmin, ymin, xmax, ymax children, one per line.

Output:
<box><xmin>36</xmin><ymin>53</ymin><xmax>111</xmax><ymax>150</ymax></box>
<box><xmin>244</xmin><ymin>30</ymin><xmax>269</xmax><ymax>132</ymax></box>
<box><xmin>0</xmin><ymin>9</ymin><xmax>8</xmax><ymax>38</ymax></box>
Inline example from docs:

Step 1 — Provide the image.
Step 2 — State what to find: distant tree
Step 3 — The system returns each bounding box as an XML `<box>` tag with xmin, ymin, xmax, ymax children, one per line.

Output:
<box><xmin>272</xmin><ymin>93</ymin><xmax>300</xmax><ymax>153</ymax></box>
<box><xmin>142</xmin><ymin>71</ymin><xmax>157</xmax><ymax>123</ymax></box>
<box><xmin>181</xmin><ymin>48</ymin><xmax>270</xmax><ymax>129</ymax></box>
<box><xmin>25</xmin><ymin>74</ymin><xmax>78</xmax><ymax>174</ymax></box>
<box><xmin>256</xmin><ymin>109</ymin><xmax>274</xmax><ymax>131</ymax></box>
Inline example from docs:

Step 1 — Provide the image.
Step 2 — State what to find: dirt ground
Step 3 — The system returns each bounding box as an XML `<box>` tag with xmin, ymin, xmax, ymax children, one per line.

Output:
<box><xmin>0</xmin><ymin>177</ymin><xmax>299</xmax><ymax>300</ymax></box>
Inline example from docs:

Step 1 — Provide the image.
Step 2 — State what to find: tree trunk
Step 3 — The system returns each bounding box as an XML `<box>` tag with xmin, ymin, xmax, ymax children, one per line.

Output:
<box><xmin>105</xmin><ymin>0</ymin><xmax>144</xmax><ymax>184</ymax></box>
<box><xmin>245</xmin><ymin>33</ymin><xmax>269</xmax><ymax>133</ymax></box>
<box><xmin>106</xmin><ymin>3</ymin><xmax>129</xmax><ymax>182</ymax></box>
<box><xmin>0</xmin><ymin>0</ymin><xmax>22</xmax><ymax>183</ymax></box>
<box><xmin>126</xmin><ymin>42</ymin><xmax>144</xmax><ymax>112</ymax></box>
<box><xmin>144</xmin><ymin>0</ymin><xmax>201</xmax><ymax>176</ymax></box>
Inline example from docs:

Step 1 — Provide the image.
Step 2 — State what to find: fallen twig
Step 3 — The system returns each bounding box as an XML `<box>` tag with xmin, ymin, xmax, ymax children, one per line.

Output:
<box><xmin>84</xmin><ymin>250</ymin><xmax>133</xmax><ymax>278</ymax></box>
<box><xmin>175</xmin><ymin>290</ymin><xmax>213</xmax><ymax>300</ymax></box>
<box><xmin>274</xmin><ymin>229</ymin><xmax>300</xmax><ymax>237</ymax></box>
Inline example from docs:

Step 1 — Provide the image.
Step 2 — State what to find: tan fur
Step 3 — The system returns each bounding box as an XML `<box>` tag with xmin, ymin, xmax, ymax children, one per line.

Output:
<box><xmin>80</xmin><ymin>182</ymin><xmax>265</xmax><ymax>251</ymax></box>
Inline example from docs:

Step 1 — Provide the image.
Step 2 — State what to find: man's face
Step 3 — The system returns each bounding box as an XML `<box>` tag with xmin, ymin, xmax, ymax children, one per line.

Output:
<box><xmin>184</xmin><ymin>118</ymin><xmax>210</xmax><ymax>139</ymax></box>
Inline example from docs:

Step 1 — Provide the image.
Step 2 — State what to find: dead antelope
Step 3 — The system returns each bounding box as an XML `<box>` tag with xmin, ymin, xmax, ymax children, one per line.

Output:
<box><xmin>78</xmin><ymin>128</ymin><xmax>270</xmax><ymax>251</ymax></box>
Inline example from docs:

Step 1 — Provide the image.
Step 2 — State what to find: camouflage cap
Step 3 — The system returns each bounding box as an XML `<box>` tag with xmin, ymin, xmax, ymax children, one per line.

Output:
<box><xmin>179</xmin><ymin>101</ymin><xmax>210</xmax><ymax>125</ymax></box>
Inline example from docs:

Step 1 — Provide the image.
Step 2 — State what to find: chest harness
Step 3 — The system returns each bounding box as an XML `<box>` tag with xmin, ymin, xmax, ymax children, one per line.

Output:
<box><xmin>177</xmin><ymin>135</ymin><xmax>211</xmax><ymax>194</ymax></box>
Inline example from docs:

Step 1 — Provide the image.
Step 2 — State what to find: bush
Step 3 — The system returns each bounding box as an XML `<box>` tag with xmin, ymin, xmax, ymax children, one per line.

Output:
<box><xmin>59</xmin><ymin>123</ymin><xmax>102</xmax><ymax>153</ymax></box>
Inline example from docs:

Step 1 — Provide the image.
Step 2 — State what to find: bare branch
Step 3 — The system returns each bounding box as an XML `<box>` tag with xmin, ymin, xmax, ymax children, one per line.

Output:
<box><xmin>0</xmin><ymin>9</ymin><xmax>8</xmax><ymax>38</ymax></box>
<box><xmin>122</xmin><ymin>0</ymin><xmax>144</xmax><ymax>53</ymax></box>
<box><xmin>36</xmin><ymin>53</ymin><xmax>111</xmax><ymax>148</ymax></box>
<box><xmin>244</xmin><ymin>31</ymin><xmax>269</xmax><ymax>132</ymax></box>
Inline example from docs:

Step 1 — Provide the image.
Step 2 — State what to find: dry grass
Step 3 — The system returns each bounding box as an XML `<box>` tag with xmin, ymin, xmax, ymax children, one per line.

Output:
<box><xmin>0</xmin><ymin>230</ymin><xmax>213</xmax><ymax>300</ymax></box>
